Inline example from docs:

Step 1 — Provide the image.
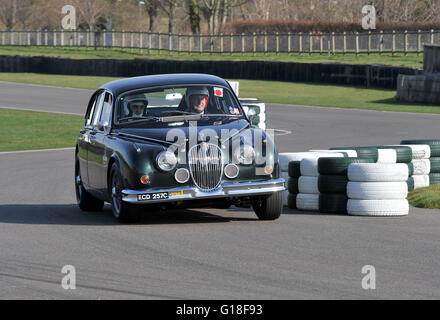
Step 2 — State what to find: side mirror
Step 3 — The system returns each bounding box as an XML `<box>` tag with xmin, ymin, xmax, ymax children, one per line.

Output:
<box><xmin>97</xmin><ymin>121</ymin><xmax>109</xmax><ymax>131</ymax></box>
<box><xmin>246</xmin><ymin>108</ymin><xmax>257</xmax><ymax>124</ymax></box>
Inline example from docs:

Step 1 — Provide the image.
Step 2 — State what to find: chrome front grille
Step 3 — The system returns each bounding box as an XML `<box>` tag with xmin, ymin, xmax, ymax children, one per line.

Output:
<box><xmin>188</xmin><ymin>143</ymin><xmax>223</xmax><ymax>191</ymax></box>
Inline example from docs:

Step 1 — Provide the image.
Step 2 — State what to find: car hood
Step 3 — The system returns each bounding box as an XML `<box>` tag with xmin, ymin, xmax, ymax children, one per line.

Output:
<box><xmin>116</xmin><ymin>119</ymin><xmax>253</xmax><ymax>145</ymax></box>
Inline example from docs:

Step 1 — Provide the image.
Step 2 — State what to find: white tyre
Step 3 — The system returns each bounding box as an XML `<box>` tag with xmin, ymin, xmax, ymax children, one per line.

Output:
<box><xmin>279</xmin><ymin>153</ymin><xmax>317</xmax><ymax>172</ymax></box>
<box><xmin>347</xmin><ymin>199</ymin><xmax>409</xmax><ymax>216</ymax></box>
<box><xmin>399</xmin><ymin>144</ymin><xmax>431</xmax><ymax>159</ymax></box>
<box><xmin>348</xmin><ymin>163</ymin><xmax>408</xmax><ymax>182</ymax></box>
<box><xmin>300</xmin><ymin>153</ymin><xmax>344</xmax><ymax>177</ymax></box>
<box><xmin>413</xmin><ymin>175</ymin><xmax>430</xmax><ymax>189</ymax></box>
<box><xmin>298</xmin><ymin>176</ymin><xmax>319</xmax><ymax>194</ymax></box>
<box><xmin>411</xmin><ymin>159</ymin><xmax>431</xmax><ymax>175</ymax></box>
<box><xmin>347</xmin><ymin>182</ymin><xmax>408</xmax><ymax>200</ymax></box>
<box><xmin>377</xmin><ymin>149</ymin><xmax>397</xmax><ymax>163</ymax></box>
<box><xmin>296</xmin><ymin>193</ymin><xmax>319</xmax><ymax>211</ymax></box>
<box><xmin>309</xmin><ymin>149</ymin><xmax>358</xmax><ymax>157</ymax></box>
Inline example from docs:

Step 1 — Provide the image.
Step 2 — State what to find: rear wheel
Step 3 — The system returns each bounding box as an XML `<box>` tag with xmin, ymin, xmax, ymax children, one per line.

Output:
<box><xmin>109</xmin><ymin>163</ymin><xmax>141</xmax><ymax>223</ymax></box>
<box><xmin>75</xmin><ymin>155</ymin><xmax>104</xmax><ymax>212</ymax></box>
<box><xmin>252</xmin><ymin>191</ymin><xmax>283</xmax><ymax>220</ymax></box>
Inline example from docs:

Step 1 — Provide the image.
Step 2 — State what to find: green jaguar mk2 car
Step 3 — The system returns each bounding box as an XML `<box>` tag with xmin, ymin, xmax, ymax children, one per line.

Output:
<box><xmin>75</xmin><ymin>73</ymin><xmax>284</xmax><ymax>223</ymax></box>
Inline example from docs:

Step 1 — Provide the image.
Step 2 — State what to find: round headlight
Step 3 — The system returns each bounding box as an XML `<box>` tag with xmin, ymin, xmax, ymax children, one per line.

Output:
<box><xmin>233</xmin><ymin>145</ymin><xmax>255</xmax><ymax>165</ymax></box>
<box><xmin>156</xmin><ymin>151</ymin><xmax>177</xmax><ymax>172</ymax></box>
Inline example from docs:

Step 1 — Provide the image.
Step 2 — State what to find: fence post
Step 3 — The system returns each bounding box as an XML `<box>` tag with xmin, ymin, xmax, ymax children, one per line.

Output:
<box><xmin>392</xmin><ymin>30</ymin><xmax>395</xmax><ymax>56</ymax></box>
<box><xmin>199</xmin><ymin>34</ymin><xmax>202</xmax><ymax>54</ymax></box>
<box><xmin>28</xmin><ymin>31</ymin><xmax>31</xmax><ymax>46</ymax></box>
<box><xmin>288</xmin><ymin>31</ymin><xmax>291</xmax><ymax>55</ymax></box>
<box><xmin>121</xmin><ymin>30</ymin><xmax>125</xmax><ymax>49</ymax></box>
<box><xmin>148</xmin><ymin>32</ymin><xmax>151</xmax><ymax>55</ymax></box>
<box><xmin>264</xmin><ymin>32</ymin><xmax>267</xmax><ymax>56</ymax></box>
<box><xmin>332</xmin><ymin>32</ymin><xmax>335</xmax><ymax>55</ymax></box>
<box><xmin>379</xmin><ymin>30</ymin><xmax>383</xmax><ymax>55</ymax></box>
<box><xmin>299</xmin><ymin>32</ymin><xmax>303</xmax><ymax>55</ymax></box>
<box><xmin>343</xmin><ymin>32</ymin><xmax>346</xmax><ymax>55</ymax></box>
<box><xmin>368</xmin><ymin>30</ymin><xmax>371</xmax><ymax>55</ymax></box>
<box><xmin>275</xmin><ymin>32</ymin><xmax>279</xmax><ymax>55</ymax></box>
<box><xmin>159</xmin><ymin>33</ymin><xmax>162</xmax><ymax>55</ymax></box>
<box><xmin>241</xmin><ymin>32</ymin><xmax>244</xmax><ymax>56</ymax></box>
<box><xmin>355</xmin><ymin>32</ymin><xmax>359</xmax><ymax>56</ymax></box>
<box><xmin>404</xmin><ymin>30</ymin><xmax>408</xmax><ymax>56</ymax></box>
<box><xmin>169</xmin><ymin>33</ymin><xmax>172</xmax><ymax>55</ymax></box>
<box><xmin>210</xmin><ymin>34</ymin><xmax>213</xmax><ymax>55</ymax></box>
<box><xmin>111</xmin><ymin>30</ymin><xmax>114</xmax><ymax>48</ymax></box>
<box><xmin>139</xmin><ymin>32</ymin><xmax>143</xmax><ymax>53</ymax></box>
<box><xmin>431</xmin><ymin>29</ymin><xmax>434</xmax><ymax>44</ymax></box>
<box><xmin>178</xmin><ymin>33</ymin><xmax>181</xmax><ymax>55</ymax></box>
<box><xmin>309</xmin><ymin>32</ymin><xmax>312</xmax><ymax>55</ymax></box>
<box><xmin>220</xmin><ymin>33</ymin><xmax>223</xmax><ymax>54</ymax></box>
<box><xmin>253</xmin><ymin>32</ymin><xmax>256</xmax><ymax>56</ymax></box>
<box><xmin>230</xmin><ymin>33</ymin><xmax>233</xmax><ymax>55</ymax></box>
<box><xmin>417</xmin><ymin>29</ymin><xmax>421</xmax><ymax>56</ymax></box>
<box><xmin>189</xmin><ymin>34</ymin><xmax>192</xmax><ymax>55</ymax></box>
<box><xmin>130</xmin><ymin>32</ymin><xmax>134</xmax><ymax>52</ymax></box>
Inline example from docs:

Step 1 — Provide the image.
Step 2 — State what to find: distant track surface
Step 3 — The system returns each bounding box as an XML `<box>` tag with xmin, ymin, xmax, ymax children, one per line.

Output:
<box><xmin>0</xmin><ymin>82</ymin><xmax>439</xmax><ymax>299</ymax></box>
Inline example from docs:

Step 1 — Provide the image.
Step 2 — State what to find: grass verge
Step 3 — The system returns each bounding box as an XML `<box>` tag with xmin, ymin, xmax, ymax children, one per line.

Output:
<box><xmin>0</xmin><ymin>46</ymin><xmax>423</xmax><ymax>68</ymax></box>
<box><xmin>0</xmin><ymin>72</ymin><xmax>439</xmax><ymax>114</ymax></box>
<box><xmin>408</xmin><ymin>185</ymin><xmax>440</xmax><ymax>209</ymax></box>
<box><xmin>0</xmin><ymin>108</ymin><xmax>83</xmax><ymax>152</ymax></box>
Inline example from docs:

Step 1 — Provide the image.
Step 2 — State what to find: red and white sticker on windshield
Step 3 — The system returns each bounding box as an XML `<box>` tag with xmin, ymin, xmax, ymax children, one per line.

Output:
<box><xmin>214</xmin><ymin>87</ymin><xmax>223</xmax><ymax>97</ymax></box>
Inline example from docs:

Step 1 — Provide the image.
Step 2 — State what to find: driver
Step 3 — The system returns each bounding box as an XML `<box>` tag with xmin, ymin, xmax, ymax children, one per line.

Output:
<box><xmin>128</xmin><ymin>99</ymin><xmax>148</xmax><ymax>118</ymax></box>
<box><xmin>185</xmin><ymin>87</ymin><xmax>209</xmax><ymax>114</ymax></box>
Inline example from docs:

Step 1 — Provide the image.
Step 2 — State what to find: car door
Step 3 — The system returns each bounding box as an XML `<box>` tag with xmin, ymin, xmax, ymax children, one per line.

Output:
<box><xmin>88</xmin><ymin>91</ymin><xmax>112</xmax><ymax>195</ymax></box>
<box><xmin>77</xmin><ymin>91</ymin><xmax>100</xmax><ymax>189</ymax></box>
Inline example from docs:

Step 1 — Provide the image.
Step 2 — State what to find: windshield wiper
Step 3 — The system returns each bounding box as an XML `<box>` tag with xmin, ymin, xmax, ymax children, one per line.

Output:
<box><xmin>161</xmin><ymin>110</ymin><xmax>194</xmax><ymax>116</ymax></box>
<box><xmin>119</xmin><ymin>116</ymin><xmax>161</xmax><ymax>124</ymax></box>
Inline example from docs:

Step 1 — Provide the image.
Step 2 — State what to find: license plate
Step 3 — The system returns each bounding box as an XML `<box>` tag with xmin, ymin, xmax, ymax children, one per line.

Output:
<box><xmin>137</xmin><ymin>192</ymin><xmax>169</xmax><ymax>202</ymax></box>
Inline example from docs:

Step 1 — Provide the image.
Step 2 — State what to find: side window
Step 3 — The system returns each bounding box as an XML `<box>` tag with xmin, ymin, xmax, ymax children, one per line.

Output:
<box><xmin>91</xmin><ymin>92</ymin><xmax>105</xmax><ymax>127</ymax></box>
<box><xmin>99</xmin><ymin>92</ymin><xmax>113</xmax><ymax>126</ymax></box>
<box><xmin>85</xmin><ymin>94</ymin><xmax>98</xmax><ymax>127</ymax></box>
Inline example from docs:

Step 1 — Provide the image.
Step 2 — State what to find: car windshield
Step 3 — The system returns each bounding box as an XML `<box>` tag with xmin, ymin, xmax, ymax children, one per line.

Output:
<box><xmin>116</xmin><ymin>85</ymin><xmax>243</xmax><ymax>124</ymax></box>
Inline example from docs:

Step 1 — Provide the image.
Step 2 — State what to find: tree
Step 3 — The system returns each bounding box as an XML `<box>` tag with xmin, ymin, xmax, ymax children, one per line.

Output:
<box><xmin>73</xmin><ymin>0</ymin><xmax>108</xmax><ymax>30</ymax></box>
<box><xmin>0</xmin><ymin>0</ymin><xmax>34</xmax><ymax>30</ymax></box>
<box><xmin>188</xmin><ymin>0</ymin><xmax>201</xmax><ymax>33</ymax></box>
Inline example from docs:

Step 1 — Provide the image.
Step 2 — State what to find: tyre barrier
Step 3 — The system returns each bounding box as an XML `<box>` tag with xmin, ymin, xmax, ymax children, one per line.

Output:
<box><xmin>347</xmin><ymin>163</ymin><xmax>409</xmax><ymax>216</ymax></box>
<box><xmin>281</xmin><ymin>138</ymin><xmax>439</xmax><ymax>216</ymax></box>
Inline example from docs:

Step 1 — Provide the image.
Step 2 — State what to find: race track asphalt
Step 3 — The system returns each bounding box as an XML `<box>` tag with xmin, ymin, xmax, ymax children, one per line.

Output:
<box><xmin>0</xmin><ymin>82</ymin><xmax>439</xmax><ymax>299</ymax></box>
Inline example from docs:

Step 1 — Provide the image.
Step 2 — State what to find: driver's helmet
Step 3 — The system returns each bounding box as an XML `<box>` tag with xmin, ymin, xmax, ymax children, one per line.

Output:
<box><xmin>185</xmin><ymin>87</ymin><xmax>209</xmax><ymax>111</ymax></box>
<box><xmin>127</xmin><ymin>98</ymin><xmax>148</xmax><ymax>117</ymax></box>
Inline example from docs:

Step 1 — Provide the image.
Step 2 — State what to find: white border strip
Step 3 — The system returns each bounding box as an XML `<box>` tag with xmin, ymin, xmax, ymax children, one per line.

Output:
<box><xmin>0</xmin><ymin>147</ymin><xmax>75</xmax><ymax>155</ymax></box>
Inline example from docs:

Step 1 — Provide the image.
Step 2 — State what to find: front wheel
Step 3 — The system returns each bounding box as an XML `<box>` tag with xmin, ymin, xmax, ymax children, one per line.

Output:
<box><xmin>75</xmin><ymin>155</ymin><xmax>104</xmax><ymax>212</ymax></box>
<box><xmin>252</xmin><ymin>191</ymin><xmax>283</xmax><ymax>221</ymax></box>
<box><xmin>109</xmin><ymin>163</ymin><xmax>141</xmax><ymax>223</ymax></box>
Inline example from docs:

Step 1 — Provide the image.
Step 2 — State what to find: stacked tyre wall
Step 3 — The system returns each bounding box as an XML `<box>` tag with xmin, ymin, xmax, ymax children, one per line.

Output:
<box><xmin>279</xmin><ymin>139</ymin><xmax>440</xmax><ymax>217</ymax></box>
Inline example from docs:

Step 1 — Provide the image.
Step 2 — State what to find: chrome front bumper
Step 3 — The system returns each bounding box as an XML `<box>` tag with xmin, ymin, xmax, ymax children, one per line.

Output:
<box><xmin>122</xmin><ymin>178</ymin><xmax>285</xmax><ymax>204</ymax></box>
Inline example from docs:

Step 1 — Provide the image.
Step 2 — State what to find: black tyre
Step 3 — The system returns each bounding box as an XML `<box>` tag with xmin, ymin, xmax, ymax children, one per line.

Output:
<box><xmin>318</xmin><ymin>157</ymin><xmax>375</xmax><ymax>176</ymax></box>
<box><xmin>401</xmin><ymin>139</ymin><xmax>440</xmax><ymax>157</ymax></box>
<box><xmin>288</xmin><ymin>178</ymin><xmax>299</xmax><ymax>194</ymax></box>
<box><xmin>252</xmin><ymin>191</ymin><xmax>283</xmax><ymax>220</ymax></box>
<box><xmin>429</xmin><ymin>173</ymin><xmax>440</xmax><ymax>185</ymax></box>
<box><xmin>318</xmin><ymin>175</ymin><xmax>348</xmax><ymax>194</ymax></box>
<box><xmin>288</xmin><ymin>161</ymin><xmax>301</xmax><ymax>178</ymax></box>
<box><xmin>109</xmin><ymin>163</ymin><xmax>141</xmax><ymax>223</ymax></box>
<box><xmin>430</xmin><ymin>157</ymin><xmax>440</xmax><ymax>173</ymax></box>
<box><xmin>329</xmin><ymin>147</ymin><xmax>379</xmax><ymax>162</ymax></box>
<box><xmin>75</xmin><ymin>155</ymin><xmax>104</xmax><ymax>212</ymax></box>
<box><xmin>287</xmin><ymin>193</ymin><xmax>297</xmax><ymax>209</ymax></box>
<box><xmin>319</xmin><ymin>194</ymin><xmax>348</xmax><ymax>214</ymax></box>
<box><xmin>407</xmin><ymin>176</ymin><xmax>415</xmax><ymax>192</ymax></box>
<box><xmin>407</xmin><ymin>162</ymin><xmax>414</xmax><ymax>176</ymax></box>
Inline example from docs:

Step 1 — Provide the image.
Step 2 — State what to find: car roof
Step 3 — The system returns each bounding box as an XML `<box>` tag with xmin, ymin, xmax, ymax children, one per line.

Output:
<box><xmin>100</xmin><ymin>73</ymin><xmax>231</xmax><ymax>97</ymax></box>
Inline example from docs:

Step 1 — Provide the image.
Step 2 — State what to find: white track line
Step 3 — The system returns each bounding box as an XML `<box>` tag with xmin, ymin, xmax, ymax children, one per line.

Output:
<box><xmin>0</xmin><ymin>81</ymin><xmax>94</xmax><ymax>92</ymax></box>
<box><xmin>0</xmin><ymin>105</ymin><xmax>83</xmax><ymax>116</ymax></box>
<box><xmin>0</xmin><ymin>147</ymin><xmax>75</xmax><ymax>155</ymax></box>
